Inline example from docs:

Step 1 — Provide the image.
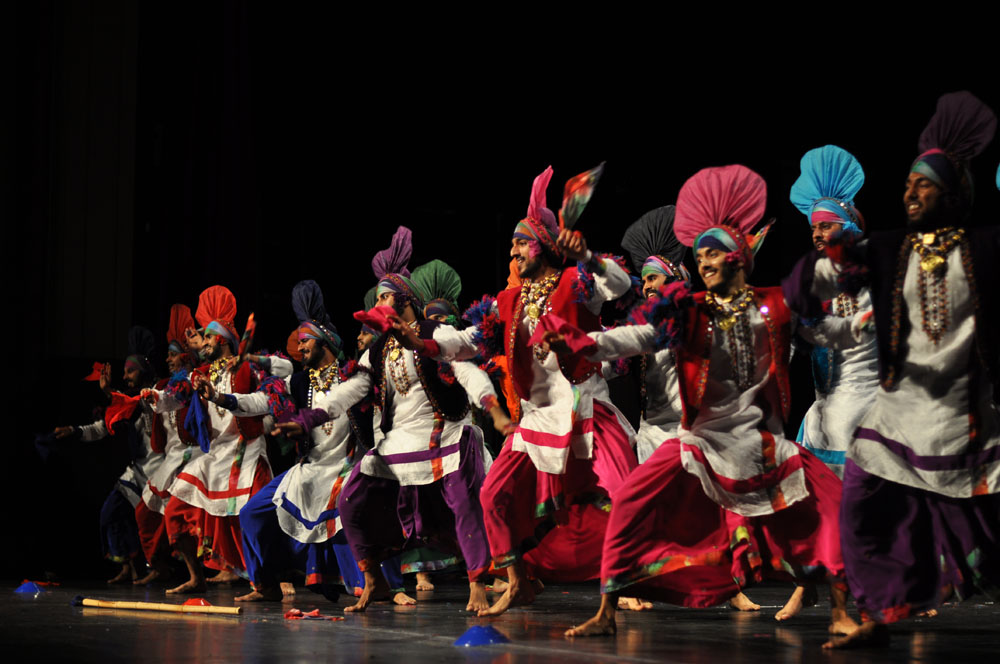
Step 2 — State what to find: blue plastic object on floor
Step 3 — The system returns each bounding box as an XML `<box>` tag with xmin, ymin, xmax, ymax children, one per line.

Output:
<box><xmin>454</xmin><ymin>625</ymin><xmax>509</xmax><ymax>647</ymax></box>
<box><xmin>14</xmin><ymin>582</ymin><xmax>44</xmax><ymax>594</ymax></box>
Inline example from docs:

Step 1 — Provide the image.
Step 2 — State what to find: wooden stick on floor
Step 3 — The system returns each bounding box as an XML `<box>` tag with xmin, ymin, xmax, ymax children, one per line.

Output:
<box><xmin>71</xmin><ymin>596</ymin><xmax>241</xmax><ymax>615</ymax></box>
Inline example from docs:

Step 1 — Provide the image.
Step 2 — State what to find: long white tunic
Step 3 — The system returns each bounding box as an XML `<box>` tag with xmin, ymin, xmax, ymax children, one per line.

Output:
<box><xmin>798</xmin><ymin>258</ymin><xmax>880</xmax><ymax>478</ymax></box>
<box><xmin>80</xmin><ymin>405</ymin><xmax>162</xmax><ymax>508</ymax></box>
<box><xmin>852</xmin><ymin>248</ymin><xmax>1000</xmax><ymax>497</ymax></box>
<box><xmin>588</xmin><ymin>296</ymin><xmax>866</xmax><ymax>517</ymax></box>
<box><xmin>432</xmin><ymin>259</ymin><xmax>636</xmax><ymax>475</ymax></box>
<box><xmin>141</xmin><ymin>407</ymin><xmax>204</xmax><ymax>514</ymax></box>
<box><xmin>152</xmin><ymin>368</ymin><xmax>270</xmax><ymax>517</ymax></box>
<box><xmin>320</xmin><ymin>349</ymin><xmax>496</xmax><ymax>486</ymax></box>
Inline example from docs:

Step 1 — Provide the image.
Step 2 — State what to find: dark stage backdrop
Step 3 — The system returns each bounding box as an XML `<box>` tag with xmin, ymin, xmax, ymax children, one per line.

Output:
<box><xmin>8</xmin><ymin>1</ymin><xmax>999</xmax><ymax>580</ymax></box>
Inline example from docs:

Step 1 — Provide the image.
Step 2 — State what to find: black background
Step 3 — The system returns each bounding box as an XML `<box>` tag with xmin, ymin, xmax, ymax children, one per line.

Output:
<box><xmin>6</xmin><ymin>2</ymin><xmax>998</xmax><ymax>580</ymax></box>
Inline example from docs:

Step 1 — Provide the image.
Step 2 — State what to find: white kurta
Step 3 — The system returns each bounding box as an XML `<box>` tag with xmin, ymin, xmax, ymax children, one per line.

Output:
<box><xmin>320</xmin><ymin>348</ymin><xmax>496</xmax><ymax>486</ymax></box>
<box><xmin>268</xmin><ymin>364</ymin><xmax>358</xmax><ymax>544</ymax></box>
<box><xmin>141</xmin><ymin>405</ymin><xmax>204</xmax><ymax>514</ymax></box>
<box><xmin>798</xmin><ymin>259</ymin><xmax>880</xmax><ymax>478</ymax></box>
<box><xmin>589</xmin><ymin>296</ymin><xmax>867</xmax><ymax>517</ymax></box>
<box><xmin>80</xmin><ymin>406</ymin><xmax>162</xmax><ymax>508</ymax></box>
<box><xmin>432</xmin><ymin>258</ymin><xmax>636</xmax><ymax>475</ymax></box>
<box><xmin>153</xmin><ymin>368</ymin><xmax>270</xmax><ymax>517</ymax></box>
<box><xmin>851</xmin><ymin>248</ymin><xmax>1000</xmax><ymax>497</ymax></box>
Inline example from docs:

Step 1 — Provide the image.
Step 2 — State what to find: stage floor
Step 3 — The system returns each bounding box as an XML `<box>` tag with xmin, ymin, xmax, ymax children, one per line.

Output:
<box><xmin>3</xmin><ymin>579</ymin><xmax>996</xmax><ymax>663</ymax></box>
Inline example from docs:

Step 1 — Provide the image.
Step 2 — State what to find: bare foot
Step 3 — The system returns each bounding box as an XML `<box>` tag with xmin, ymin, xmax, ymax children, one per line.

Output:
<box><xmin>415</xmin><ymin>572</ymin><xmax>435</xmax><ymax>591</ymax></box>
<box><xmin>823</xmin><ymin>621</ymin><xmax>889</xmax><ymax>649</ymax></box>
<box><xmin>166</xmin><ymin>578</ymin><xmax>207</xmax><ymax>595</ymax></box>
<box><xmin>566</xmin><ymin>596</ymin><xmax>617</xmax><ymax>637</ymax></box>
<box><xmin>280</xmin><ymin>582</ymin><xmax>296</xmax><ymax>596</ymax></box>
<box><xmin>133</xmin><ymin>568</ymin><xmax>165</xmax><ymax>586</ymax></box>
<box><xmin>775</xmin><ymin>584</ymin><xmax>818</xmax><ymax>621</ymax></box>
<box><xmin>107</xmin><ymin>564</ymin><xmax>135</xmax><ymax>585</ymax></box>
<box><xmin>345</xmin><ymin>570</ymin><xmax>390</xmax><ymax>613</ymax></box>
<box><xmin>207</xmin><ymin>570</ymin><xmax>240</xmax><ymax>584</ymax></box>
<box><xmin>829</xmin><ymin>613</ymin><xmax>861</xmax><ymax>635</ymax></box>
<box><xmin>917</xmin><ymin>608</ymin><xmax>938</xmax><ymax>618</ymax></box>
<box><xmin>393</xmin><ymin>592</ymin><xmax>417</xmax><ymax>606</ymax></box>
<box><xmin>490</xmin><ymin>577</ymin><xmax>508</xmax><ymax>593</ymax></box>
<box><xmin>617</xmin><ymin>597</ymin><xmax>653</xmax><ymax>611</ymax></box>
<box><xmin>478</xmin><ymin>577</ymin><xmax>536</xmax><ymax>616</ymax></box>
<box><xmin>729</xmin><ymin>592</ymin><xmax>761</xmax><ymax>611</ymax></box>
<box><xmin>235</xmin><ymin>586</ymin><xmax>282</xmax><ymax>602</ymax></box>
<box><xmin>466</xmin><ymin>582</ymin><xmax>489</xmax><ymax>612</ymax></box>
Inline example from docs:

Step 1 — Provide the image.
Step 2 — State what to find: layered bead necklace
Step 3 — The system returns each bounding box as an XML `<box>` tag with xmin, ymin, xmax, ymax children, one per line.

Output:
<box><xmin>385</xmin><ymin>321</ymin><xmax>418</xmax><ymax>396</ymax></box>
<box><xmin>908</xmin><ymin>227</ymin><xmax>963</xmax><ymax>344</ymax></box>
<box><xmin>706</xmin><ymin>288</ymin><xmax>756</xmax><ymax>391</ymax></box>
<box><xmin>520</xmin><ymin>272</ymin><xmax>561</xmax><ymax>362</ymax></box>
<box><xmin>208</xmin><ymin>357</ymin><xmax>232</xmax><ymax>416</ymax></box>
<box><xmin>308</xmin><ymin>361</ymin><xmax>338</xmax><ymax>435</ymax></box>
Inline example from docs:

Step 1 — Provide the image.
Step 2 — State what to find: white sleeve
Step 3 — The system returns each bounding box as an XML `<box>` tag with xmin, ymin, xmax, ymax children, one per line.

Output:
<box><xmin>587</xmin><ymin>324</ymin><xmax>657</xmax><ymax>362</ymax></box>
<box><xmin>78</xmin><ymin>419</ymin><xmax>108</xmax><ymax>442</ymax></box>
<box><xmin>792</xmin><ymin>309</ymin><xmax>871</xmax><ymax>351</ymax></box>
<box><xmin>452</xmin><ymin>360</ymin><xmax>498</xmax><ymax>407</ymax></box>
<box><xmin>231</xmin><ymin>392</ymin><xmax>272</xmax><ymax>417</ymax></box>
<box><xmin>146</xmin><ymin>387</ymin><xmax>184</xmax><ymax>413</ymax></box>
<box><xmin>315</xmin><ymin>351</ymin><xmax>374</xmax><ymax>419</ymax></box>
<box><xmin>601</xmin><ymin>360</ymin><xmax>620</xmax><ymax>380</ymax></box>
<box><xmin>583</xmin><ymin>255</ymin><xmax>633</xmax><ymax>314</ymax></box>
<box><xmin>432</xmin><ymin>324</ymin><xmax>483</xmax><ymax>362</ymax></box>
<box><xmin>266</xmin><ymin>356</ymin><xmax>294</xmax><ymax>379</ymax></box>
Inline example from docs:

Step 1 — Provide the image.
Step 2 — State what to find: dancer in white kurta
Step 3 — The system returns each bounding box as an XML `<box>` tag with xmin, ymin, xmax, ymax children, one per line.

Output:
<box><xmin>617</xmin><ymin>205</ymin><xmax>690</xmax><ymax>463</ymax></box>
<box><xmin>133</xmin><ymin>304</ymin><xmax>205</xmax><ymax>585</ymax></box>
<box><xmin>788</xmin><ymin>145</ymin><xmax>880</xmax><ymax>479</ymax></box>
<box><xmin>53</xmin><ymin>326</ymin><xmax>161</xmax><ymax>584</ymax></box>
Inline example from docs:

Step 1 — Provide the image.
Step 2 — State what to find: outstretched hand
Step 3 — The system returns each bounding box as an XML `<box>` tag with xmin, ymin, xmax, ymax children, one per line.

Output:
<box><xmin>184</xmin><ymin>327</ymin><xmax>205</xmax><ymax>351</ymax></box>
<box><xmin>53</xmin><ymin>426</ymin><xmax>74</xmax><ymax>439</ymax></box>
<box><xmin>556</xmin><ymin>229</ymin><xmax>589</xmax><ymax>263</ymax></box>
<box><xmin>98</xmin><ymin>363</ymin><xmax>112</xmax><ymax>396</ymax></box>
<box><xmin>273</xmin><ymin>421</ymin><xmax>306</xmax><ymax>439</ymax></box>
<box><xmin>540</xmin><ymin>330</ymin><xmax>573</xmax><ymax>356</ymax></box>
<box><xmin>386</xmin><ymin>314</ymin><xmax>425</xmax><ymax>352</ymax></box>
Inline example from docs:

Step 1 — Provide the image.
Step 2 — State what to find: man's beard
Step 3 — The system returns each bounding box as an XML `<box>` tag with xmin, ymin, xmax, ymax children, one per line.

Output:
<box><xmin>201</xmin><ymin>342</ymin><xmax>223</xmax><ymax>362</ymax></box>
<box><xmin>303</xmin><ymin>344</ymin><xmax>327</xmax><ymax>370</ymax></box>
<box><xmin>706</xmin><ymin>261</ymin><xmax>740</xmax><ymax>295</ymax></box>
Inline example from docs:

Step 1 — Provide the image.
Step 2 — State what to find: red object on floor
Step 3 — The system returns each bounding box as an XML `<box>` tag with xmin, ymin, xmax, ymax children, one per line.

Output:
<box><xmin>284</xmin><ymin>608</ymin><xmax>344</xmax><ymax>621</ymax></box>
<box><xmin>183</xmin><ymin>598</ymin><xmax>212</xmax><ymax>606</ymax></box>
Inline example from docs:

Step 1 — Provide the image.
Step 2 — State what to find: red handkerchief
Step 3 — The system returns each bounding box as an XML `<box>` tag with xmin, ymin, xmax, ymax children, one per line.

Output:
<box><xmin>352</xmin><ymin>305</ymin><xmax>398</xmax><ymax>334</ymax></box>
<box><xmin>83</xmin><ymin>362</ymin><xmax>105</xmax><ymax>381</ymax></box>
<box><xmin>526</xmin><ymin>313</ymin><xmax>597</xmax><ymax>355</ymax></box>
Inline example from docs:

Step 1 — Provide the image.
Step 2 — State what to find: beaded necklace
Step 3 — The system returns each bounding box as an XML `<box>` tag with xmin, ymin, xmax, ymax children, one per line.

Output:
<box><xmin>385</xmin><ymin>321</ymin><xmax>418</xmax><ymax>396</ymax></box>
<box><xmin>209</xmin><ymin>359</ymin><xmax>232</xmax><ymax>416</ymax></box>
<box><xmin>307</xmin><ymin>361</ymin><xmax>338</xmax><ymax>435</ymax></box>
<box><xmin>707</xmin><ymin>289</ymin><xmax>756</xmax><ymax>391</ymax></box>
<box><xmin>704</xmin><ymin>288</ymin><xmax>754</xmax><ymax>332</ymax></box>
<box><xmin>208</xmin><ymin>356</ymin><xmax>231</xmax><ymax>384</ymax></box>
<box><xmin>908</xmin><ymin>228</ymin><xmax>964</xmax><ymax>344</ymax></box>
<box><xmin>519</xmin><ymin>271</ymin><xmax>561</xmax><ymax>362</ymax></box>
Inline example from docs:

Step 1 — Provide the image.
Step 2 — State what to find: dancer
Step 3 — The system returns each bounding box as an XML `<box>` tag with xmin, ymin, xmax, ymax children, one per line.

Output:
<box><xmin>238</xmin><ymin>280</ymin><xmax>407</xmax><ymax>603</ymax></box>
<box><xmin>553</xmin><ymin>165</ymin><xmax>857</xmax><ymax>637</ymax></box>
<box><xmin>814</xmin><ymin>92</ymin><xmax>1000</xmax><ymax>648</ymax></box>
<box><xmin>54</xmin><ymin>326</ymin><xmax>161</xmax><ymax>583</ymax></box>
<box><xmin>327</xmin><ymin>232</ymin><xmax>508</xmax><ymax>613</ymax></box>
<box><xmin>617</xmin><ymin>205</ymin><xmax>689</xmax><ymax>463</ymax></box>
<box><xmin>143</xmin><ymin>286</ymin><xmax>278</xmax><ymax>594</ymax></box>
<box><xmin>398</xmin><ymin>164</ymin><xmax>639</xmax><ymax>616</ymax></box>
<box><xmin>789</xmin><ymin>145</ymin><xmax>878</xmax><ymax>479</ymax></box>
<box><xmin>133</xmin><ymin>305</ymin><xmax>204</xmax><ymax>585</ymax></box>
